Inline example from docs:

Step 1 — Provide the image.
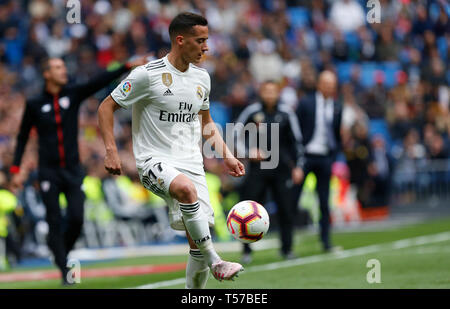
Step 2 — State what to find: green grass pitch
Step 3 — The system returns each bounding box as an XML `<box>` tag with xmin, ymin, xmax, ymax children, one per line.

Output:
<box><xmin>1</xmin><ymin>216</ymin><xmax>449</xmax><ymax>289</ymax></box>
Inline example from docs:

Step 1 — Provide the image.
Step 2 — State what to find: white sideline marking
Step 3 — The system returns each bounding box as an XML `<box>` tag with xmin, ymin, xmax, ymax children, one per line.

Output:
<box><xmin>132</xmin><ymin>231</ymin><xmax>450</xmax><ymax>289</ymax></box>
<box><xmin>134</xmin><ymin>278</ymin><xmax>186</xmax><ymax>289</ymax></box>
<box><xmin>69</xmin><ymin>238</ymin><xmax>279</xmax><ymax>261</ymax></box>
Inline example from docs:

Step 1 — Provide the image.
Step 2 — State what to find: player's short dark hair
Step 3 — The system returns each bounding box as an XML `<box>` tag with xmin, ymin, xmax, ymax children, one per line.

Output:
<box><xmin>168</xmin><ymin>12</ymin><xmax>208</xmax><ymax>41</ymax></box>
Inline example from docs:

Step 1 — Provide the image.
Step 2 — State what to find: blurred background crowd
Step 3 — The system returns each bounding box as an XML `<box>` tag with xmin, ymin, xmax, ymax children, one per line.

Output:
<box><xmin>0</xmin><ymin>0</ymin><xmax>448</xmax><ymax>265</ymax></box>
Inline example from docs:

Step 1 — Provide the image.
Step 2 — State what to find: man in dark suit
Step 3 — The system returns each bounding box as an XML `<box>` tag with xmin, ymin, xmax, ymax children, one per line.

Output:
<box><xmin>293</xmin><ymin>70</ymin><xmax>342</xmax><ymax>252</ymax></box>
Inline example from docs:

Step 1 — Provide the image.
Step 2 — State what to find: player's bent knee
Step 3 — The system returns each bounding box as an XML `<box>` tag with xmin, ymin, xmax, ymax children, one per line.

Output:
<box><xmin>177</xmin><ymin>183</ymin><xmax>197</xmax><ymax>203</ymax></box>
<box><xmin>177</xmin><ymin>184</ymin><xmax>197</xmax><ymax>203</ymax></box>
<box><xmin>170</xmin><ymin>174</ymin><xmax>197</xmax><ymax>203</ymax></box>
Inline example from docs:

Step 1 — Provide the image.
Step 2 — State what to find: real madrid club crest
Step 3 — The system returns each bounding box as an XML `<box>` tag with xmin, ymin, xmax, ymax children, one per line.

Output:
<box><xmin>196</xmin><ymin>86</ymin><xmax>203</xmax><ymax>100</ymax></box>
<box><xmin>162</xmin><ymin>73</ymin><xmax>173</xmax><ymax>87</ymax></box>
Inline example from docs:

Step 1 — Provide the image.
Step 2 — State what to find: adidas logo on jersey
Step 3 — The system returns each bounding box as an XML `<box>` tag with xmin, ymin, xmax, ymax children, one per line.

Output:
<box><xmin>163</xmin><ymin>89</ymin><xmax>173</xmax><ymax>96</ymax></box>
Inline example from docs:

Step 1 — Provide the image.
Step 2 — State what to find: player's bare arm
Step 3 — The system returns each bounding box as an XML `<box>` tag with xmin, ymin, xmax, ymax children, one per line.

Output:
<box><xmin>199</xmin><ymin>109</ymin><xmax>245</xmax><ymax>177</ymax></box>
<box><xmin>98</xmin><ymin>95</ymin><xmax>123</xmax><ymax>175</ymax></box>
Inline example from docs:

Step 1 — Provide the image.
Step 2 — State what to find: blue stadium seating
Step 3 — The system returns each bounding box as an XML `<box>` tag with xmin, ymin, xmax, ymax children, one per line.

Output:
<box><xmin>336</xmin><ymin>61</ymin><xmax>401</xmax><ymax>89</ymax></box>
<box><xmin>382</xmin><ymin>62</ymin><xmax>401</xmax><ymax>89</ymax></box>
<box><xmin>344</xmin><ymin>32</ymin><xmax>361</xmax><ymax>49</ymax></box>
<box><xmin>336</xmin><ymin>62</ymin><xmax>355</xmax><ymax>83</ymax></box>
<box><xmin>360</xmin><ymin>62</ymin><xmax>377</xmax><ymax>88</ymax></box>
<box><xmin>288</xmin><ymin>7</ymin><xmax>310</xmax><ymax>30</ymax></box>
<box><xmin>369</xmin><ymin>119</ymin><xmax>392</xmax><ymax>147</ymax></box>
<box><xmin>210</xmin><ymin>101</ymin><xmax>231</xmax><ymax>130</ymax></box>
<box><xmin>437</xmin><ymin>36</ymin><xmax>447</xmax><ymax>61</ymax></box>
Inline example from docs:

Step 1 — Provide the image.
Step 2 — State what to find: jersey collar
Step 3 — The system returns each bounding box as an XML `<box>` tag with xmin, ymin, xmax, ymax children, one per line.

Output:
<box><xmin>163</xmin><ymin>56</ymin><xmax>191</xmax><ymax>75</ymax></box>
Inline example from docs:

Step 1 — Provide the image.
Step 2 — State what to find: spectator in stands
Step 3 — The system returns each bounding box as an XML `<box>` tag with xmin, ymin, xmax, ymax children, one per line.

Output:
<box><xmin>0</xmin><ymin>169</ymin><xmax>20</xmax><ymax>267</ymax></box>
<box><xmin>375</xmin><ymin>24</ymin><xmax>401</xmax><ymax>61</ymax></box>
<box><xmin>367</xmin><ymin>135</ymin><xmax>392</xmax><ymax>207</ymax></box>
<box><xmin>329</xmin><ymin>0</ymin><xmax>365</xmax><ymax>33</ymax></box>
<box><xmin>428</xmin><ymin>131</ymin><xmax>449</xmax><ymax>160</ymax></box>
<box><xmin>412</xmin><ymin>4</ymin><xmax>433</xmax><ymax>36</ymax></box>
<box><xmin>388</xmin><ymin>100</ymin><xmax>414</xmax><ymax>142</ymax></box>
<box><xmin>344</xmin><ymin>121</ymin><xmax>373</xmax><ymax>208</ymax></box>
<box><xmin>362</xmin><ymin>71</ymin><xmax>389</xmax><ymax>119</ymax></box>
<box><xmin>432</xmin><ymin>3</ymin><xmax>449</xmax><ymax>38</ymax></box>
<box><xmin>249</xmin><ymin>38</ymin><xmax>284</xmax><ymax>84</ymax></box>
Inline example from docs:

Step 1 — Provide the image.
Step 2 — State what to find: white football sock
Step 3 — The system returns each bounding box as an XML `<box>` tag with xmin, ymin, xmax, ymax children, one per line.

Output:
<box><xmin>179</xmin><ymin>201</ymin><xmax>221</xmax><ymax>266</ymax></box>
<box><xmin>185</xmin><ymin>249</ymin><xmax>209</xmax><ymax>289</ymax></box>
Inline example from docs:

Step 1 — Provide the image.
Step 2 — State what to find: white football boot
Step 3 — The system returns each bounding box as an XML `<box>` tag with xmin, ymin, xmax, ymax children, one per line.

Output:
<box><xmin>211</xmin><ymin>260</ymin><xmax>244</xmax><ymax>282</ymax></box>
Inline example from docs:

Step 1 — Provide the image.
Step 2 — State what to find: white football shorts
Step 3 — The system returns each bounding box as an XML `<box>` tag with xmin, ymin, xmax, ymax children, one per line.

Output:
<box><xmin>138</xmin><ymin>157</ymin><xmax>215</xmax><ymax>231</ymax></box>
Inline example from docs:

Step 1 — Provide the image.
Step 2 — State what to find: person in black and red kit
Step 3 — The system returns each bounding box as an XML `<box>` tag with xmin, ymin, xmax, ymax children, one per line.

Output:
<box><xmin>10</xmin><ymin>56</ymin><xmax>147</xmax><ymax>285</ymax></box>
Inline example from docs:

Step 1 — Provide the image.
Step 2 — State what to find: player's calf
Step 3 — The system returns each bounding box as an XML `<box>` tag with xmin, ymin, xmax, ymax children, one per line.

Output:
<box><xmin>182</xmin><ymin>208</ymin><xmax>221</xmax><ymax>266</ymax></box>
<box><xmin>186</xmin><ymin>249</ymin><xmax>210</xmax><ymax>289</ymax></box>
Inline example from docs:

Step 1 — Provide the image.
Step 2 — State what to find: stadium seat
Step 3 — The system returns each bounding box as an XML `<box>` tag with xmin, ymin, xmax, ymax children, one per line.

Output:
<box><xmin>369</xmin><ymin>119</ymin><xmax>392</xmax><ymax>148</ymax></box>
<box><xmin>437</xmin><ymin>36</ymin><xmax>447</xmax><ymax>61</ymax></box>
<box><xmin>360</xmin><ymin>62</ymin><xmax>377</xmax><ymax>88</ymax></box>
<box><xmin>344</xmin><ymin>32</ymin><xmax>361</xmax><ymax>49</ymax></box>
<box><xmin>382</xmin><ymin>61</ymin><xmax>401</xmax><ymax>89</ymax></box>
<box><xmin>336</xmin><ymin>62</ymin><xmax>355</xmax><ymax>83</ymax></box>
<box><xmin>287</xmin><ymin>7</ymin><xmax>310</xmax><ymax>30</ymax></box>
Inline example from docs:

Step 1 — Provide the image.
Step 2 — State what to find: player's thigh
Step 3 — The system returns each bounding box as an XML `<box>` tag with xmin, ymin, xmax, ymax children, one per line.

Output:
<box><xmin>187</xmin><ymin>171</ymin><xmax>212</xmax><ymax>215</ymax></box>
<box><xmin>140</xmin><ymin>158</ymin><xmax>181</xmax><ymax>198</ymax></box>
<box><xmin>178</xmin><ymin>170</ymin><xmax>215</xmax><ymax>227</ymax></box>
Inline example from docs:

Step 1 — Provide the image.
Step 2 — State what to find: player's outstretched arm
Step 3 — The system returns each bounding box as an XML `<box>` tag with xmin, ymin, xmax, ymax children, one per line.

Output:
<box><xmin>199</xmin><ymin>109</ymin><xmax>245</xmax><ymax>177</ymax></box>
<box><xmin>9</xmin><ymin>100</ymin><xmax>35</xmax><ymax>192</ymax></box>
<box><xmin>98</xmin><ymin>95</ymin><xmax>123</xmax><ymax>175</ymax></box>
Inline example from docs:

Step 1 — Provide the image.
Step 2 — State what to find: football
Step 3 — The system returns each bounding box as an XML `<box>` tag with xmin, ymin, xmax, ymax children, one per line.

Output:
<box><xmin>226</xmin><ymin>200</ymin><xmax>270</xmax><ymax>243</ymax></box>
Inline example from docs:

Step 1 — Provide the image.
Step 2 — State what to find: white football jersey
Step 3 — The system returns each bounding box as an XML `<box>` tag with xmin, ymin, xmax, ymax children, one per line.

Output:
<box><xmin>110</xmin><ymin>56</ymin><xmax>210</xmax><ymax>175</ymax></box>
